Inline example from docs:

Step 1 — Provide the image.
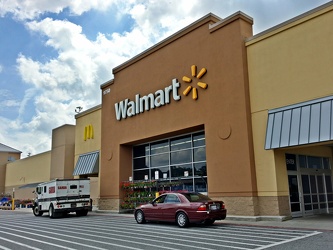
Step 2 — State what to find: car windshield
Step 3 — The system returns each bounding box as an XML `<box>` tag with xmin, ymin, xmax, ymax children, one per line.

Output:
<box><xmin>182</xmin><ymin>193</ymin><xmax>212</xmax><ymax>202</ymax></box>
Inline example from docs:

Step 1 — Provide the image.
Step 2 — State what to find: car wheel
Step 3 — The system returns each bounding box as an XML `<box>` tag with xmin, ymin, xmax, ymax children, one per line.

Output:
<box><xmin>135</xmin><ymin>210</ymin><xmax>146</xmax><ymax>224</ymax></box>
<box><xmin>176</xmin><ymin>212</ymin><xmax>189</xmax><ymax>228</ymax></box>
<box><xmin>33</xmin><ymin>206</ymin><xmax>43</xmax><ymax>216</ymax></box>
<box><xmin>204</xmin><ymin>219</ymin><xmax>215</xmax><ymax>225</ymax></box>
<box><xmin>49</xmin><ymin>204</ymin><xmax>55</xmax><ymax>218</ymax></box>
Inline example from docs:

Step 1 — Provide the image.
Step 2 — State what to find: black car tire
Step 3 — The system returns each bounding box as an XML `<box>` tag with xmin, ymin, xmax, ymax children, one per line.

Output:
<box><xmin>204</xmin><ymin>219</ymin><xmax>215</xmax><ymax>225</ymax></box>
<box><xmin>135</xmin><ymin>210</ymin><xmax>146</xmax><ymax>224</ymax></box>
<box><xmin>33</xmin><ymin>206</ymin><xmax>43</xmax><ymax>216</ymax></box>
<box><xmin>176</xmin><ymin>212</ymin><xmax>189</xmax><ymax>228</ymax></box>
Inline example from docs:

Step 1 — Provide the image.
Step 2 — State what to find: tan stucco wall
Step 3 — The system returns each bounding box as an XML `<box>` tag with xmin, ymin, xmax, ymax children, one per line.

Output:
<box><xmin>75</xmin><ymin>105</ymin><xmax>102</xmax><ymax>205</ymax></box>
<box><xmin>100</xmin><ymin>13</ymin><xmax>258</xmax><ymax>215</ymax></box>
<box><xmin>0</xmin><ymin>152</ymin><xmax>21</xmax><ymax>195</ymax></box>
<box><xmin>50</xmin><ymin>125</ymin><xmax>75</xmax><ymax>179</ymax></box>
<box><xmin>5</xmin><ymin>151</ymin><xmax>51</xmax><ymax>199</ymax></box>
<box><xmin>247</xmin><ymin>4</ymin><xmax>333</xmax><ymax>200</ymax></box>
<box><xmin>75</xmin><ymin>106</ymin><xmax>101</xmax><ymax>157</ymax></box>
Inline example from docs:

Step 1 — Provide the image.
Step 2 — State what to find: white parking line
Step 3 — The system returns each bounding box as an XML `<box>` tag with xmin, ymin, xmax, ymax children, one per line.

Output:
<box><xmin>0</xmin><ymin>214</ymin><xmax>323</xmax><ymax>250</ymax></box>
<box><xmin>0</xmin><ymin>233</ymin><xmax>67</xmax><ymax>250</ymax></box>
<box><xmin>255</xmin><ymin>231</ymin><xmax>322</xmax><ymax>250</ymax></box>
<box><xmin>0</xmin><ymin>237</ymin><xmax>16</xmax><ymax>250</ymax></box>
<box><xmin>2</xmin><ymin>223</ymin><xmax>160</xmax><ymax>250</ymax></box>
<box><xmin>4</xmin><ymin>220</ymin><xmax>213</xmax><ymax>250</ymax></box>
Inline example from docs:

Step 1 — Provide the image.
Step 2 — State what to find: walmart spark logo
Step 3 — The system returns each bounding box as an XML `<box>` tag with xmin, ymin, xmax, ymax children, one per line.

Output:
<box><xmin>182</xmin><ymin>65</ymin><xmax>208</xmax><ymax>100</ymax></box>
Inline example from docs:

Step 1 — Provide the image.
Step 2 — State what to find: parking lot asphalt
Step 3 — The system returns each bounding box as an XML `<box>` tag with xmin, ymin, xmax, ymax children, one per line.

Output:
<box><xmin>9</xmin><ymin>207</ymin><xmax>333</xmax><ymax>231</ymax></box>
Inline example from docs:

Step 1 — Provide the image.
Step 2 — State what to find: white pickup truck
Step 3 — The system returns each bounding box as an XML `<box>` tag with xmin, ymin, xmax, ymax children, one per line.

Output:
<box><xmin>32</xmin><ymin>178</ymin><xmax>92</xmax><ymax>218</ymax></box>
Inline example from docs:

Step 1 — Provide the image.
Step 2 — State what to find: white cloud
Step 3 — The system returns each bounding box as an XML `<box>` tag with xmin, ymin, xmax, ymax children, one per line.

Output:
<box><xmin>0</xmin><ymin>0</ymin><xmax>118</xmax><ymax>20</ymax></box>
<box><xmin>1</xmin><ymin>0</ymin><xmax>331</xmax><ymax>158</ymax></box>
<box><xmin>0</xmin><ymin>89</ymin><xmax>20</xmax><ymax>111</ymax></box>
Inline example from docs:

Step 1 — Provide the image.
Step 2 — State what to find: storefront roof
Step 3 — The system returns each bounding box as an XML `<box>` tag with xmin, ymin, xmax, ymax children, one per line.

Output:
<box><xmin>73</xmin><ymin>151</ymin><xmax>99</xmax><ymax>176</ymax></box>
<box><xmin>0</xmin><ymin>143</ymin><xmax>21</xmax><ymax>153</ymax></box>
<box><xmin>265</xmin><ymin>95</ymin><xmax>333</xmax><ymax>149</ymax></box>
<box><xmin>19</xmin><ymin>182</ymin><xmax>42</xmax><ymax>189</ymax></box>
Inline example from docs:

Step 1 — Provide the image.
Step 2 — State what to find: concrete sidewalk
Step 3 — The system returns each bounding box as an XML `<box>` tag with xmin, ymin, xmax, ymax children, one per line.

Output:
<box><xmin>223</xmin><ymin>214</ymin><xmax>333</xmax><ymax>231</ymax></box>
<box><xmin>9</xmin><ymin>208</ymin><xmax>333</xmax><ymax>231</ymax></box>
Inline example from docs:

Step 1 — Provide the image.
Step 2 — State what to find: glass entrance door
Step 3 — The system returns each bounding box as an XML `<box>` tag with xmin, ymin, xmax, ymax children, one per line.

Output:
<box><xmin>302</xmin><ymin>174</ymin><xmax>333</xmax><ymax>215</ymax></box>
<box><xmin>288</xmin><ymin>174</ymin><xmax>302</xmax><ymax>217</ymax></box>
<box><xmin>286</xmin><ymin>154</ymin><xmax>333</xmax><ymax>217</ymax></box>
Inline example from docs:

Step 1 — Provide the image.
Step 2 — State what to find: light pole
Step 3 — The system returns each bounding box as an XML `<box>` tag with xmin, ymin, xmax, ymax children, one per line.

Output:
<box><xmin>12</xmin><ymin>188</ymin><xmax>15</xmax><ymax>210</ymax></box>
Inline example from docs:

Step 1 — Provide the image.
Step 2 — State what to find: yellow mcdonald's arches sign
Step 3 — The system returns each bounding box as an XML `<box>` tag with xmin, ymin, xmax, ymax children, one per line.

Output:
<box><xmin>84</xmin><ymin>125</ymin><xmax>94</xmax><ymax>141</ymax></box>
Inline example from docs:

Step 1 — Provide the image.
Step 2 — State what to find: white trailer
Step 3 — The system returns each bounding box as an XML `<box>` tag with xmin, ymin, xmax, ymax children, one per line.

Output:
<box><xmin>32</xmin><ymin>178</ymin><xmax>92</xmax><ymax>218</ymax></box>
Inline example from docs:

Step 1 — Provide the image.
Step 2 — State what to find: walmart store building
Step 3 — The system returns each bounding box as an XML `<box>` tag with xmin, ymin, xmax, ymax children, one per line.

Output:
<box><xmin>3</xmin><ymin>2</ymin><xmax>333</xmax><ymax>219</ymax></box>
<box><xmin>97</xmin><ymin>2</ymin><xmax>333</xmax><ymax>218</ymax></box>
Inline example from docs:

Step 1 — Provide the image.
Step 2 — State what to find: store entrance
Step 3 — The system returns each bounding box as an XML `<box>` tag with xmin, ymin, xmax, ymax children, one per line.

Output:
<box><xmin>286</xmin><ymin>154</ymin><xmax>333</xmax><ymax>218</ymax></box>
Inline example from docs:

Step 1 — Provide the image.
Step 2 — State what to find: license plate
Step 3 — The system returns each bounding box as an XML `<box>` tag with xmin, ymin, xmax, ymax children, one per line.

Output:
<box><xmin>71</xmin><ymin>203</ymin><xmax>77</xmax><ymax>208</ymax></box>
<box><xmin>210</xmin><ymin>205</ymin><xmax>217</xmax><ymax>210</ymax></box>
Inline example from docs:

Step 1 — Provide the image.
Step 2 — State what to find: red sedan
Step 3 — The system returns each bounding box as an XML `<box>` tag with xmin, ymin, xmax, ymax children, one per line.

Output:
<box><xmin>134</xmin><ymin>192</ymin><xmax>227</xmax><ymax>227</ymax></box>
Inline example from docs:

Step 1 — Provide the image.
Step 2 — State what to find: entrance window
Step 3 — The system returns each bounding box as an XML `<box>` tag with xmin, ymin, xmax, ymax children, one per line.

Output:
<box><xmin>132</xmin><ymin>131</ymin><xmax>207</xmax><ymax>192</ymax></box>
<box><xmin>297</xmin><ymin>155</ymin><xmax>331</xmax><ymax>170</ymax></box>
<box><xmin>323</xmin><ymin>158</ymin><xmax>330</xmax><ymax>169</ymax></box>
<box><xmin>308</xmin><ymin>156</ymin><xmax>322</xmax><ymax>169</ymax></box>
<box><xmin>286</xmin><ymin>154</ymin><xmax>297</xmax><ymax>170</ymax></box>
<box><xmin>299</xmin><ymin>155</ymin><xmax>307</xmax><ymax>168</ymax></box>
<box><xmin>286</xmin><ymin>153</ymin><xmax>333</xmax><ymax>216</ymax></box>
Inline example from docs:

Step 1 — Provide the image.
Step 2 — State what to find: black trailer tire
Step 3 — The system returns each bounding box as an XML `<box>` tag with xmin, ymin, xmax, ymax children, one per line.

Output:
<box><xmin>76</xmin><ymin>210</ymin><xmax>88</xmax><ymax>216</ymax></box>
<box><xmin>33</xmin><ymin>206</ymin><xmax>43</xmax><ymax>216</ymax></box>
<box><xmin>49</xmin><ymin>204</ymin><xmax>55</xmax><ymax>218</ymax></box>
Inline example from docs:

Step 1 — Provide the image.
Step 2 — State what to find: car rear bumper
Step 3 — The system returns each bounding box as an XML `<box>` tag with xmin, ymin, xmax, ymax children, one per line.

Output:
<box><xmin>190</xmin><ymin>209</ymin><xmax>227</xmax><ymax>222</ymax></box>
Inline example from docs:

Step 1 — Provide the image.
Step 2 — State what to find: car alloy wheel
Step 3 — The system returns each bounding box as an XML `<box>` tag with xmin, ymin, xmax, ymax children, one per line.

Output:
<box><xmin>176</xmin><ymin>212</ymin><xmax>189</xmax><ymax>228</ymax></box>
<box><xmin>135</xmin><ymin>210</ymin><xmax>146</xmax><ymax>224</ymax></box>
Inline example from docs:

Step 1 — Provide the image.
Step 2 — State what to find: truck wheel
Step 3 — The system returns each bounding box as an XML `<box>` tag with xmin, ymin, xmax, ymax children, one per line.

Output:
<box><xmin>76</xmin><ymin>210</ymin><xmax>88</xmax><ymax>216</ymax></box>
<box><xmin>33</xmin><ymin>206</ymin><xmax>43</xmax><ymax>216</ymax></box>
<box><xmin>49</xmin><ymin>204</ymin><xmax>55</xmax><ymax>218</ymax></box>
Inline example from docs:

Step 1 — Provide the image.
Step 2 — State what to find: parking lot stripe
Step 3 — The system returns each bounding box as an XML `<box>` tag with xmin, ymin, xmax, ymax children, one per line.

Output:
<box><xmin>74</xmin><ymin>218</ymin><xmax>282</xmax><ymax>244</ymax></box>
<box><xmin>0</xmin><ymin>232</ymin><xmax>70</xmax><ymax>250</ymax></box>
<box><xmin>1</xmin><ymin>226</ymin><xmax>108</xmax><ymax>250</ymax></box>
<box><xmin>2</xmin><ymin>222</ymin><xmax>168</xmax><ymax>250</ymax></box>
<box><xmin>0</xmin><ymin>237</ymin><xmax>26</xmax><ymax>250</ymax></box>
<box><xmin>19</xmin><ymin>217</ymin><xmax>263</xmax><ymax>249</ymax></box>
<box><xmin>0</xmin><ymin>213</ymin><xmax>323</xmax><ymax>250</ymax></box>
<box><xmin>255</xmin><ymin>231</ymin><xmax>322</xmax><ymax>250</ymax></box>
<box><xmin>8</xmin><ymin>220</ymin><xmax>215</xmax><ymax>250</ymax></box>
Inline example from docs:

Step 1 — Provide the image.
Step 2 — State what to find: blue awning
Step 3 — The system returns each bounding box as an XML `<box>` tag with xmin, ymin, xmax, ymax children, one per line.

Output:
<box><xmin>73</xmin><ymin>151</ymin><xmax>99</xmax><ymax>176</ymax></box>
<box><xmin>265</xmin><ymin>95</ymin><xmax>333</xmax><ymax>149</ymax></box>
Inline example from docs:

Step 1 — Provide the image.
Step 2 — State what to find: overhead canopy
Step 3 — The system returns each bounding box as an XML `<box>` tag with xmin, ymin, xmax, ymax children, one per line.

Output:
<box><xmin>73</xmin><ymin>151</ymin><xmax>99</xmax><ymax>176</ymax></box>
<box><xmin>265</xmin><ymin>95</ymin><xmax>333</xmax><ymax>149</ymax></box>
<box><xmin>19</xmin><ymin>182</ymin><xmax>42</xmax><ymax>189</ymax></box>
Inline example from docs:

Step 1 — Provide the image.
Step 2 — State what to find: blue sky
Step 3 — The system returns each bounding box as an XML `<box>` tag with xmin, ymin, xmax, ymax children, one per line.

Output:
<box><xmin>0</xmin><ymin>0</ymin><xmax>331</xmax><ymax>158</ymax></box>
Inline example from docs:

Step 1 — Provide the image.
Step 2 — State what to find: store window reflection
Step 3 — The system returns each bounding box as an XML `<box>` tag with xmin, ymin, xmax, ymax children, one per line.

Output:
<box><xmin>132</xmin><ymin>131</ymin><xmax>207</xmax><ymax>192</ymax></box>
